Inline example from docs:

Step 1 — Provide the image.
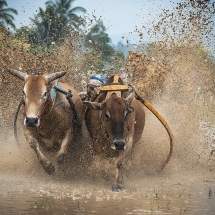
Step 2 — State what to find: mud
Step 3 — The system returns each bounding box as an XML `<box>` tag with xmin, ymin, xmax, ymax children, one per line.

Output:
<box><xmin>0</xmin><ymin>0</ymin><xmax>215</xmax><ymax>214</ymax></box>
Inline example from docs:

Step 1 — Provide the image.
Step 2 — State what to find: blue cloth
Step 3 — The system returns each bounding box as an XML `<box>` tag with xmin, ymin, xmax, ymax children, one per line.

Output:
<box><xmin>90</xmin><ymin>76</ymin><xmax>104</xmax><ymax>84</ymax></box>
<box><xmin>50</xmin><ymin>79</ymin><xmax>59</xmax><ymax>101</ymax></box>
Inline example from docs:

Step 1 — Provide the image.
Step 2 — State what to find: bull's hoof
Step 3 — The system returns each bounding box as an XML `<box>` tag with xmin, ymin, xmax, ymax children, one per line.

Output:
<box><xmin>57</xmin><ymin>153</ymin><xmax>66</xmax><ymax>164</ymax></box>
<box><xmin>112</xmin><ymin>184</ymin><xmax>123</xmax><ymax>192</ymax></box>
<box><xmin>112</xmin><ymin>185</ymin><xmax>119</xmax><ymax>192</ymax></box>
<box><xmin>44</xmin><ymin>162</ymin><xmax>55</xmax><ymax>175</ymax></box>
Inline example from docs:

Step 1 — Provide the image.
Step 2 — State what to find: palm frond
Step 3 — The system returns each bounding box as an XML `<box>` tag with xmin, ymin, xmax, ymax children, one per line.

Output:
<box><xmin>0</xmin><ymin>0</ymin><xmax>7</xmax><ymax>8</ymax></box>
<box><xmin>68</xmin><ymin>6</ymin><xmax>86</xmax><ymax>14</ymax></box>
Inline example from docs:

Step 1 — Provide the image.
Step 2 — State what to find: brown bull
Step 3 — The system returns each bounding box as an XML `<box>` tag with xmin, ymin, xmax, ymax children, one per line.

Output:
<box><xmin>8</xmin><ymin>69</ymin><xmax>83</xmax><ymax>175</ymax></box>
<box><xmin>83</xmin><ymin>76</ymin><xmax>145</xmax><ymax>191</ymax></box>
<box><xmin>84</xmin><ymin>76</ymin><xmax>174</xmax><ymax>192</ymax></box>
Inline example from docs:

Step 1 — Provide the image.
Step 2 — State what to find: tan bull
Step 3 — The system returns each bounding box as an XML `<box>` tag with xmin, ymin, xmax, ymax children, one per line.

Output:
<box><xmin>8</xmin><ymin>69</ymin><xmax>83</xmax><ymax>175</ymax></box>
<box><xmin>84</xmin><ymin>75</ymin><xmax>173</xmax><ymax>191</ymax></box>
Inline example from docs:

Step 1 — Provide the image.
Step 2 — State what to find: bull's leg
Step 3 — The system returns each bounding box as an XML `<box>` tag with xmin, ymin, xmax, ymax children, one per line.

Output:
<box><xmin>24</xmin><ymin>129</ymin><xmax>55</xmax><ymax>174</ymax></box>
<box><xmin>112</xmin><ymin>137</ymin><xmax>133</xmax><ymax>192</ymax></box>
<box><xmin>112</xmin><ymin>152</ymin><xmax>128</xmax><ymax>192</ymax></box>
<box><xmin>112</xmin><ymin>157</ymin><xmax>124</xmax><ymax>191</ymax></box>
<box><xmin>40</xmin><ymin>137</ymin><xmax>55</xmax><ymax>150</ymax></box>
<box><xmin>56</xmin><ymin>129</ymin><xmax>72</xmax><ymax>164</ymax></box>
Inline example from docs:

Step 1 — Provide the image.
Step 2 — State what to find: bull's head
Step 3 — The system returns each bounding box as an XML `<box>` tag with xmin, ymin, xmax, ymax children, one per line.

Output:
<box><xmin>83</xmin><ymin>89</ymin><xmax>135</xmax><ymax>150</ymax></box>
<box><xmin>8</xmin><ymin>69</ymin><xmax>66</xmax><ymax>127</ymax></box>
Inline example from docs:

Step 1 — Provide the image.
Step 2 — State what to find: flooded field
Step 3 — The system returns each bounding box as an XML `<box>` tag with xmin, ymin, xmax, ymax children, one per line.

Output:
<box><xmin>0</xmin><ymin>165</ymin><xmax>215</xmax><ymax>215</ymax></box>
<box><xmin>1</xmin><ymin>104</ymin><xmax>215</xmax><ymax>214</ymax></box>
<box><xmin>1</xmin><ymin>86</ymin><xmax>215</xmax><ymax>215</ymax></box>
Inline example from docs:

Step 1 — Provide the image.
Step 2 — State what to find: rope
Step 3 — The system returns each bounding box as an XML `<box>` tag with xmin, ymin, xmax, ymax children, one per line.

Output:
<box><xmin>135</xmin><ymin>91</ymin><xmax>174</xmax><ymax>170</ymax></box>
<box><xmin>66</xmin><ymin>90</ymin><xmax>83</xmax><ymax>128</ymax></box>
<box><xmin>14</xmin><ymin>98</ymin><xmax>24</xmax><ymax>146</ymax></box>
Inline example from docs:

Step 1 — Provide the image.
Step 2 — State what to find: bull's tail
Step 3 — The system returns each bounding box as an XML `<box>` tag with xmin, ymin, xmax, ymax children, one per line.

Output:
<box><xmin>135</xmin><ymin>92</ymin><xmax>174</xmax><ymax>170</ymax></box>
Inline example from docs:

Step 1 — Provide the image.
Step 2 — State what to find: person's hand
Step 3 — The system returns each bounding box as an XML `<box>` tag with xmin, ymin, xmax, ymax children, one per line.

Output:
<box><xmin>78</xmin><ymin>92</ymin><xmax>87</xmax><ymax>100</ymax></box>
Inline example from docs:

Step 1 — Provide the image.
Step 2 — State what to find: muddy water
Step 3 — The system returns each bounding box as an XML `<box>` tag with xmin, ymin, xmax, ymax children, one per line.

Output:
<box><xmin>0</xmin><ymin>172</ymin><xmax>215</xmax><ymax>215</ymax></box>
<box><xmin>1</xmin><ymin>109</ymin><xmax>215</xmax><ymax>214</ymax></box>
<box><xmin>1</xmin><ymin>72</ymin><xmax>215</xmax><ymax>214</ymax></box>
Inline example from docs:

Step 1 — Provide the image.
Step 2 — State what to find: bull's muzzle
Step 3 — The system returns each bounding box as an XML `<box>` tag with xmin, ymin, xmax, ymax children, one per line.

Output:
<box><xmin>112</xmin><ymin>139</ymin><xmax>126</xmax><ymax>150</ymax></box>
<box><xmin>25</xmin><ymin>117</ymin><xmax>39</xmax><ymax>127</ymax></box>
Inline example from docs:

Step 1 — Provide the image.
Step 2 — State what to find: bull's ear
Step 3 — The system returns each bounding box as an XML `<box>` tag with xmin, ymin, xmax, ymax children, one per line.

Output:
<box><xmin>83</xmin><ymin>101</ymin><xmax>101</xmax><ymax>110</ymax></box>
<box><xmin>45</xmin><ymin>71</ymin><xmax>66</xmax><ymax>83</ymax></box>
<box><xmin>126</xmin><ymin>88</ymin><xmax>135</xmax><ymax>104</ymax></box>
<box><xmin>7</xmin><ymin>69</ymin><xmax>28</xmax><ymax>80</ymax></box>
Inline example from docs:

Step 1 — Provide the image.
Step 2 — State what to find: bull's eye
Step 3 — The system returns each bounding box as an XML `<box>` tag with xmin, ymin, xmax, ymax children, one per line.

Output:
<box><xmin>104</xmin><ymin>111</ymin><xmax>110</xmax><ymax>120</ymax></box>
<box><xmin>124</xmin><ymin>110</ymin><xmax>129</xmax><ymax>120</ymax></box>
<box><xmin>41</xmin><ymin>91</ymin><xmax>47</xmax><ymax>99</ymax></box>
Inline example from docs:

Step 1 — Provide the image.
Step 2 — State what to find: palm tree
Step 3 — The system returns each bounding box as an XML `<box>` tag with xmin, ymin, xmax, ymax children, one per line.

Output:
<box><xmin>0</xmin><ymin>0</ymin><xmax>17</xmax><ymax>29</ymax></box>
<box><xmin>45</xmin><ymin>0</ymin><xmax>86</xmax><ymax>31</ymax></box>
<box><xmin>28</xmin><ymin>0</ymin><xmax>86</xmax><ymax>48</ymax></box>
<box><xmin>29</xmin><ymin>5</ymin><xmax>61</xmax><ymax>47</ymax></box>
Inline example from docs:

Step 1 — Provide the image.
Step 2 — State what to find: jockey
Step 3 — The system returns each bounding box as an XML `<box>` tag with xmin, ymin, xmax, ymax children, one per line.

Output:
<box><xmin>78</xmin><ymin>76</ymin><xmax>104</xmax><ymax>101</ymax></box>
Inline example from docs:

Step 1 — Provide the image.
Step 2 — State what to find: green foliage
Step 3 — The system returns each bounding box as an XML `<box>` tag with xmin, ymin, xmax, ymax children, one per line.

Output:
<box><xmin>15</xmin><ymin>27</ymin><xmax>32</xmax><ymax>41</ymax></box>
<box><xmin>15</xmin><ymin>26</ymin><xmax>55</xmax><ymax>55</ymax></box>
<box><xmin>29</xmin><ymin>5</ymin><xmax>62</xmax><ymax>48</ymax></box>
<box><xmin>113</xmin><ymin>41</ymin><xmax>135</xmax><ymax>56</ymax></box>
<box><xmin>28</xmin><ymin>0</ymin><xmax>86</xmax><ymax>48</ymax></box>
<box><xmin>78</xmin><ymin>50</ymin><xmax>103</xmax><ymax>73</ymax></box>
<box><xmin>84</xmin><ymin>20</ymin><xmax>115</xmax><ymax>63</ymax></box>
<box><xmin>112</xmin><ymin>50</ymin><xmax>127</xmax><ymax>71</ymax></box>
<box><xmin>46</xmin><ymin>0</ymin><xmax>86</xmax><ymax>30</ymax></box>
<box><xmin>33</xmin><ymin>200</ymin><xmax>51</xmax><ymax>210</ymax></box>
<box><xmin>0</xmin><ymin>0</ymin><xmax>17</xmax><ymax>29</ymax></box>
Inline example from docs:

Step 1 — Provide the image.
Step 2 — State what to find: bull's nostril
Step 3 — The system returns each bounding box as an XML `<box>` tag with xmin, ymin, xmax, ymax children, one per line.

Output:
<box><xmin>114</xmin><ymin>140</ymin><xmax>126</xmax><ymax>150</ymax></box>
<box><xmin>26</xmin><ymin>117</ymin><xmax>38</xmax><ymax>126</ymax></box>
<box><xmin>115</xmin><ymin>143</ymin><xmax>120</xmax><ymax>148</ymax></box>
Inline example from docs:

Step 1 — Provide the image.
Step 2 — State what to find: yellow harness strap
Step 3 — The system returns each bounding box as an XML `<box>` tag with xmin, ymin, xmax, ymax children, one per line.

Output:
<box><xmin>48</xmin><ymin>79</ymin><xmax>59</xmax><ymax>114</ymax></box>
<box><xmin>98</xmin><ymin>75</ymin><xmax>129</xmax><ymax>93</ymax></box>
<box><xmin>112</xmin><ymin>75</ymin><xmax>120</xmax><ymax>84</ymax></box>
<box><xmin>99</xmin><ymin>85</ymin><xmax>129</xmax><ymax>92</ymax></box>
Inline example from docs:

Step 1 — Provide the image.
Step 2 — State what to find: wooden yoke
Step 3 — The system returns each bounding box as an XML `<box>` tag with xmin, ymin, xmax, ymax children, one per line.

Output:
<box><xmin>97</xmin><ymin>75</ymin><xmax>129</xmax><ymax>98</ymax></box>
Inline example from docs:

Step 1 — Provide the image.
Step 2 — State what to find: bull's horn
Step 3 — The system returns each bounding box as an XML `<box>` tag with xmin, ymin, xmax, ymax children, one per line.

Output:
<box><xmin>45</xmin><ymin>71</ymin><xmax>67</xmax><ymax>83</ymax></box>
<box><xmin>126</xmin><ymin>87</ymin><xmax>135</xmax><ymax>104</ymax></box>
<box><xmin>8</xmin><ymin>69</ymin><xmax>28</xmax><ymax>80</ymax></box>
<box><xmin>135</xmin><ymin>92</ymin><xmax>174</xmax><ymax>170</ymax></box>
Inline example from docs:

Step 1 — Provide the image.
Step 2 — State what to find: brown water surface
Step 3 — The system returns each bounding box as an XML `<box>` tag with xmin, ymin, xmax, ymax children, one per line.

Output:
<box><xmin>0</xmin><ymin>171</ymin><xmax>215</xmax><ymax>215</ymax></box>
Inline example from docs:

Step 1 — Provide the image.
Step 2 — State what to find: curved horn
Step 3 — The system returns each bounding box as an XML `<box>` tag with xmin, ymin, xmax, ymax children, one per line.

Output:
<box><xmin>126</xmin><ymin>87</ymin><xmax>135</xmax><ymax>104</ymax></box>
<box><xmin>45</xmin><ymin>71</ymin><xmax>67</xmax><ymax>83</ymax></box>
<box><xmin>7</xmin><ymin>69</ymin><xmax>28</xmax><ymax>80</ymax></box>
<box><xmin>135</xmin><ymin>92</ymin><xmax>174</xmax><ymax>170</ymax></box>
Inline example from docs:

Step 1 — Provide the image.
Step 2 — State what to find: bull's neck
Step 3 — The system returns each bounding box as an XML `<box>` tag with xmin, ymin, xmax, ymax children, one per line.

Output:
<box><xmin>42</xmin><ymin>94</ymin><xmax>54</xmax><ymax>117</ymax></box>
